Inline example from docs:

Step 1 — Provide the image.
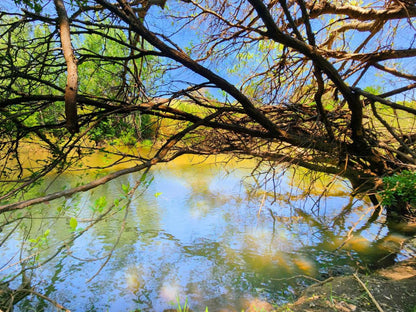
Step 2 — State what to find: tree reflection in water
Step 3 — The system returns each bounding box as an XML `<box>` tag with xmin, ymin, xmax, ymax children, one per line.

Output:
<box><xmin>0</xmin><ymin>159</ymin><xmax>414</xmax><ymax>311</ymax></box>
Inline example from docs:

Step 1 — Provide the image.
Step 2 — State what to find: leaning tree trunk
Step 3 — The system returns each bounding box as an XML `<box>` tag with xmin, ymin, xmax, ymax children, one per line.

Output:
<box><xmin>54</xmin><ymin>0</ymin><xmax>79</xmax><ymax>134</ymax></box>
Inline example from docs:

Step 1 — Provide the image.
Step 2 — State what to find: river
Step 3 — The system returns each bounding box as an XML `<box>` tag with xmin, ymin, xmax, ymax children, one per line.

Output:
<box><xmin>0</xmin><ymin>155</ymin><xmax>406</xmax><ymax>311</ymax></box>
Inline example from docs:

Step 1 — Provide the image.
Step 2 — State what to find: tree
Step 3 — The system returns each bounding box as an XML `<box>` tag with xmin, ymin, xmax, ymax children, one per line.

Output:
<box><xmin>1</xmin><ymin>0</ymin><xmax>415</xmax><ymax>215</ymax></box>
<box><xmin>0</xmin><ymin>0</ymin><xmax>415</xmax><ymax>309</ymax></box>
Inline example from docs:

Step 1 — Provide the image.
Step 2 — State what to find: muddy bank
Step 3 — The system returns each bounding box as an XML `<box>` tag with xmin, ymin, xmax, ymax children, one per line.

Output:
<box><xmin>276</xmin><ymin>257</ymin><xmax>416</xmax><ymax>312</ymax></box>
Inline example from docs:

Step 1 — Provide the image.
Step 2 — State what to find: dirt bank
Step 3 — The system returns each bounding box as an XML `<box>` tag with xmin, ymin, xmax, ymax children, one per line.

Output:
<box><xmin>276</xmin><ymin>258</ymin><xmax>416</xmax><ymax>312</ymax></box>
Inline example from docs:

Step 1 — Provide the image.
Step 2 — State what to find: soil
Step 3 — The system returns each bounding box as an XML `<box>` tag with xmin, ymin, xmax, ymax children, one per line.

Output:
<box><xmin>275</xmin><ymin>257</ymin><xmax>416</xmax><ymax>312</ymax></box>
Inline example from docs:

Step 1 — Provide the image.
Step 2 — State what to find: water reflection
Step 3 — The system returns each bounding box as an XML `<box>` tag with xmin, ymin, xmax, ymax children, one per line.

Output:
<box><xmin>0</xmin><ymin>158</ymin><xmax>407</xmax><ymax>311</ymax></box>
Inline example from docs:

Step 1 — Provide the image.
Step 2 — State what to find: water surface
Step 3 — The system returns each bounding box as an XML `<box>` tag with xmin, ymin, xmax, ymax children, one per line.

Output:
<box><xmin>0</xmin><ymin>156</ymin><xmax>399</xmax><ymax>311</ymax></box>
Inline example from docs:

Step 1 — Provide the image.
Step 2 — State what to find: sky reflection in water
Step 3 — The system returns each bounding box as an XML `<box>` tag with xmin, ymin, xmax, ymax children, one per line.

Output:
<box><xmin>1</xmin><ymin>159</ymin><xmax>388</xmax><ymax>312</ymax></box>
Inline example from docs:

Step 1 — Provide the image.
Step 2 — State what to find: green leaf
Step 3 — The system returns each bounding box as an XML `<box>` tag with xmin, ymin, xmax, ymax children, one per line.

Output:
<box><xmin>14</xmin><ymin>0</ymin><xmax>43</xmax><ymax>12</ymax></box>
<box><xmin>69</xmin><ymin>217</ymin><xmax>78</xmax><ymax>231</ymax></box>
<box><xmin>122</xmin><ymin>183</ymin><xmax>130</xmax><ymax>194</ymax></box>
<box><xmin>140</xmin><ymin>173</ymin><xmax>148</xmax><ymax>183</ymax></box>
<box><xmin>95</xmin><ymin>196</ymin><xmax>107</xmax><ymax>212</ymax></box>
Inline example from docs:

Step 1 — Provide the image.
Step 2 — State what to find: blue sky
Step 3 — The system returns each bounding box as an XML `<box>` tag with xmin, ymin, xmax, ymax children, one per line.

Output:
<box><xmin>2</xmin><ymin>0</ymin><xmax>415</xmax><ymax>103</ymax></box>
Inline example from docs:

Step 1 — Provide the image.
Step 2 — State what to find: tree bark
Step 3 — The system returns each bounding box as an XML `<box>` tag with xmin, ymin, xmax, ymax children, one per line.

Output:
<box><xmin>247</xmin><ymin>0</ymin><xmax>366</xmax><ymax>146</ymax></box>
<box><xmin>54</xmin><ymin>0</ymin><xmax>79</xmax><ymax>133</ymax></box>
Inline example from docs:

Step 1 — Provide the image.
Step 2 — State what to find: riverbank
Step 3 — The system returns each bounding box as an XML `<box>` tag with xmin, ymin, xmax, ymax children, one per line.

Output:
<box><xmin>276</xmin><ymin>257</ymin><xmax>416</xmax><ymax>312</ymax></box>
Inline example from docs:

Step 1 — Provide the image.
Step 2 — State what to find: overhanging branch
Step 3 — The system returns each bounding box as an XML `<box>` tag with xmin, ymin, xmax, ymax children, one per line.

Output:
<box><xmin>308</xmin><ymin>1</ymin><xmax>416</xmax><ymax>21</ymax></box>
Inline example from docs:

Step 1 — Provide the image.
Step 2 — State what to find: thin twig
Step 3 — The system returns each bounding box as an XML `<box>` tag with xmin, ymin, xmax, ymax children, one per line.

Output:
<box><xmin>271</xmin><ymin>274</ymin><xmax>322</xmax><ymax>283</ymax></box>
<box><xmin>86</xmin><ymin>168</ymin><xmax>150</xmax><ymax>283</ymax></box>
<box><xmin>257</xmin><ymin>191</ymin><xmax>267</xmax><ymax>216</ymax></box>
<box><xmin>23</xmin><ymin>289</ymin><xmax>71</xmax><ymax>311</ymax></box>
<box><xmin>85</xmin><ymin>204</ymin><xmax>129</xmax><ymax>283</ymax></box>
<box><xmin>353</xmin><ymin>273</ymin><xmax>384</xmax><ymax>312</ymax></box>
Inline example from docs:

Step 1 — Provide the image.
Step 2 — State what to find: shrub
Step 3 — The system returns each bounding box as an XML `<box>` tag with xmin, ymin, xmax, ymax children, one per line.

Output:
<box><xmin>381</xmin><ymin>170</ymin><xmax>416</xmax><ymax>208</ymax></box>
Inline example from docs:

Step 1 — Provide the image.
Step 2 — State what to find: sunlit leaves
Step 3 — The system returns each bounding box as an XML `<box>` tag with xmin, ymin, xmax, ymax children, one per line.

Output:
<box><xmin>28</xmin><ymin>229</ymin><xmax>51</xmax><ymax>262</ymax></box>
<box><xmin>76</xmin><ymin>27</ymin><xmax>129</xmax><ymax>97</ymax></box>
<box><xmin>122</xmin><ymin>183</ymin><xmax>130</xmax><ymax>195</ymax></box>
<box><xmin>94</xmin><ymin>196</ymin><xmax>107</xmax><ymax>213</ymax></box>
<box><xmin>346</xmin><ymin>0</ymin><xmax>363</xmax><ymax>6</ymax></box>
<box><xmin>69</xmin><ymin>217</ymin><xmax>78</xmax><ymax>231</ymax></box>
<box><xmin>13</xmin><ymin>0</ymin><xmax>43</xmax><ymax>12</ymax></box>
<box><xmin>381</xmin><ymin>171</ymin><xmax>416</xmax><ymax>207</ymax></box>
<box><xmin>28</xmin><ymin>228</ymin><xmax>50</xmax><ymax>245</ymax></box>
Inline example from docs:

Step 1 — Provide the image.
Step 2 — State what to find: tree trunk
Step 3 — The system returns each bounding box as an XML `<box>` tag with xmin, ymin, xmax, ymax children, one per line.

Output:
<box><xmin>54</xmin><ymin>0</ymin><xmax>79</xmax><ymax>133</ymax></box>
<box><xmin>386</xmin><ymin>199</ymin><xmax>416</xmax><ymax>235</ymax></box>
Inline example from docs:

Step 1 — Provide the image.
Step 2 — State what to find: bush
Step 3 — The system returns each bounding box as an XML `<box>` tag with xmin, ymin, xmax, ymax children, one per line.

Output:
<box><xmin>89</xmin><ymin>113</ymin><xmax>153</xmax><ymax>146</ymax></box>
<box><xmin>381</xmin><ymin>170</ymin><xmax>416</xmax><ymax>208</ymax></box>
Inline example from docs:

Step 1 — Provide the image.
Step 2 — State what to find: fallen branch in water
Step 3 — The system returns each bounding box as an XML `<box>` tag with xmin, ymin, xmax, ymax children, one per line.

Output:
<box><xmin>0</xmin><ymin>162</ymin><xmax>152</xmax><ymax>213</ymax></box>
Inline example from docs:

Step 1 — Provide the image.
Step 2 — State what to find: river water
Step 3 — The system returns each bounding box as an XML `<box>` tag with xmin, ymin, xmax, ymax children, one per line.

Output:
<box><xmin>0</xmin><ymin>156</ymin><xmax>405</xmax><ymax>311</ymax></box>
